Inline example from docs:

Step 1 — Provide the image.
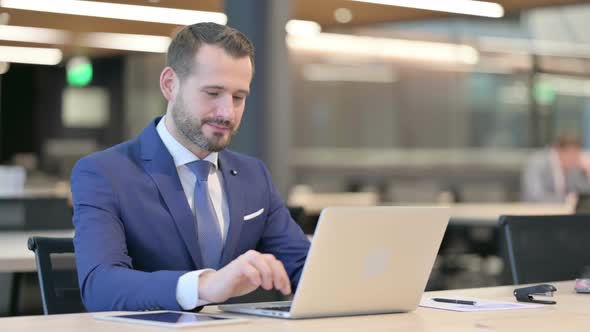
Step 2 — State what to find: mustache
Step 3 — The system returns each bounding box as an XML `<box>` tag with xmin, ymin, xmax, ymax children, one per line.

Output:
<box><xmin>202</xmin><ymin>117</ymin><xmax>233</xmax><ymax>129</ymax></box>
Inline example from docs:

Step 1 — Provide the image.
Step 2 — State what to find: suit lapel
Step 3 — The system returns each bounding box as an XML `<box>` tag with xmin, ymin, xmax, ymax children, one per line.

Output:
<box><xmin>140</xmin><ymin>119</ymin><xmax>204</xmax><ymax>269</ymax></box>
<box><xmin>219</xmin><ymin>152</ymin><xmax>245</xmax><ymax>267</ymax></box>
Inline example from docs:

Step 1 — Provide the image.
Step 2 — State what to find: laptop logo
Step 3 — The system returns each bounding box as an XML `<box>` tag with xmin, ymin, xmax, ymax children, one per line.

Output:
<box><xmin>364</xmin><ymin>248</ymin><xmax>392</xmax><ymax>278</ymax></box>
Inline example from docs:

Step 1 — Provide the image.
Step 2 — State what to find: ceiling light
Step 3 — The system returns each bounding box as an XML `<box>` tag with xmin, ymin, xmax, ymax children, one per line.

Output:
<box><xmin>480</xmin><ymin>37</ymin><xmax>590</xmax><ymax>59</ymax></box>
<box><xmin>0</xmin><ymin>45</ymin><xmax>62</xmax><ymax>65</ymax></box>
<box><xmin>287</xmin><ymin>33</ymin><xmax>478</xmax><ymax>64</ymax></box>
<box><xmin>303</xmin><ymin>64</ymin><xmax>397</xmax><ymax>83</ymax></box>
<box><xmin>334</xmin><ymin>8</ymin><xmax>353</xmax><ymax>23</ymax></box>
<box><xmin>0</xmin><ymin>25</ymin><xmax>170</xmax><ymax>53</ymax></box>
<box><xmin>286</xmin><ymin>20</ymin><xmax>321</xmax><ymax>37</ymax></box>
<box><xmin>0</xmin><ymin>25</ymin><xmax>67</xmax><ymax>44</ymax></box>
<box><xmin>350</xmin><ymin>0</ymin><xmax>504</xmax><ymax>18</ymax></box>
<box><xmin>77</xmin><ymin>32</ymin><xmax>171</xmax><ymax>53</ymax></box>
<box><xmin>0</xmin><ymin>0</ymin><xmax>227</xmax><ymax>25</ymax></box>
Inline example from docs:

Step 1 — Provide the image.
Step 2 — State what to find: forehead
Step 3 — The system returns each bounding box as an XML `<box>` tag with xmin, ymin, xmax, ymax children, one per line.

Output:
<box><xmin>187</xmin><ymin>44</ymin><xmax>252</xmax><ymax>88</ymax></box>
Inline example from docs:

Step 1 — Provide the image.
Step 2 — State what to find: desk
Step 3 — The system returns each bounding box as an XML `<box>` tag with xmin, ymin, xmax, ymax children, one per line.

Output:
<box><xmin>288</xmin><ymin>191</ymin><xmax>379</xmax><ymax>216</ymax></box>
<box><xmin>447</xmin><ymin>203</ymin><xmax>574</xmax><ymax>226</ymax></box>
<box><xmin>0</xmin><ymin>281</ymin><xmax>586</xmax><ymax>331</ymax></box>
<box><xmin>0</xmin><ymin>230</ymin><xmax>74</xmax><ymax>273</ymax></box>
<box><xmin>295</xmin><ymin>201</ymin><xmax>574</xmax><ymax>227</ymax></box>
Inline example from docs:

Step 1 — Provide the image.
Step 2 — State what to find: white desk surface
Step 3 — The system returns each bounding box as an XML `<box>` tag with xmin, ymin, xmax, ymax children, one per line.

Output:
<box><xmin>0</xmin><ymin>230</ymin><xmax>74</xmax><ymax>273</ymax></box>
<box><xmin>298</xmin><ymin>201</ymin><xmax>573</xmax><ymax>222</ymax></box>
<box><xmin>0</xmin><ymin>281</ymin><xmax>586</xmax><ymax>331</ymax></box>
<box><xmin>447</xmin><ymin>202</ymin><xmax>574</xmax><ymax>225</ymax></box>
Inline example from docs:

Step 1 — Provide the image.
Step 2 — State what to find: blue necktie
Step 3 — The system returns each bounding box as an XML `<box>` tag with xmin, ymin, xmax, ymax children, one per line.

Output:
<box><xmin>186</xmin><ymin>160</ymin><xmax>222</xmax><ymax>269</ymax></box>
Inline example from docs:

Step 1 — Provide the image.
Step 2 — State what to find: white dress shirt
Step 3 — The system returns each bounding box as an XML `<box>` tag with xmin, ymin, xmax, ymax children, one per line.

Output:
<box><xmin>156</xmin><ymin>116</ymin><xmax>230</xmax><ymax>309</ymax></box>
<box><xmin>549</xmin><ymin>149</ymin><xmax>566</xmax><ymax>196</ymax></box>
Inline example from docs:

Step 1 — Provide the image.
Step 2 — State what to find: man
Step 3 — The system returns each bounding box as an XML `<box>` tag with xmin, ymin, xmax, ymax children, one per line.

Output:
<box><xmin>521</xmin><ymin>134</ymin><xmax>590</xmax><ymax>202</ymax></box>
<box><xmin>71</xmin><ymin>22</ymin><xmax>310</xmax><ymax>312</ymax></box>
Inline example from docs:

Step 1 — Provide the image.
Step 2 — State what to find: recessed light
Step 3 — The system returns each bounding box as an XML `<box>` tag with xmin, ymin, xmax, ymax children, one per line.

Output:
<box><xmin>334</xmin><ymin>8</ymin><xmax>353</xmax><ymax>23</ymax></box>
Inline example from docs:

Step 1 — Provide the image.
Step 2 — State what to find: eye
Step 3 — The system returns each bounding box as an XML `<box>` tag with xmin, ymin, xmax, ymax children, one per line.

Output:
<box><xmin>233</xmin><ymin>95</ymin><xmax>245</xmax><ymax>101</ymax></box>
<box><xmin>206</xmin><ymin>91</ymin><xmax>219</xmax><ymax>97</ymax></box>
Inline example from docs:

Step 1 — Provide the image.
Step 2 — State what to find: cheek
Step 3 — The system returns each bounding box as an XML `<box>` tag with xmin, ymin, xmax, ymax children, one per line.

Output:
<box><xmin>234</xmin><ymin>107</ymin><xmax>245</xmax><ymax>125</ymax></box>
<box><xmin>185</xmin><ymin>96</ymin><xmax>213</xmax><ymax>116</ymax></box>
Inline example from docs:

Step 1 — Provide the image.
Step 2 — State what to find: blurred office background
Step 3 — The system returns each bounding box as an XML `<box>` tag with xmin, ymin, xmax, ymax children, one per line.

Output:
<box><xmin>1</xmin><ymin>0</ymin><xmax>589</xmax><ymax>316</ymax></box>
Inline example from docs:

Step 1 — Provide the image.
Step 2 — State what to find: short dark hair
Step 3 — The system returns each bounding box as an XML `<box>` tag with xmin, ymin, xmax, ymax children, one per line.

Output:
<box><xmin>554</xmin><ymin>133</ymin><xmax>582</xmax><ymax>149</ymax></box>
<box><xmin>166</xmin><ymin>22</ymin><xmax>255</xmax><ymax>79</ymax></box>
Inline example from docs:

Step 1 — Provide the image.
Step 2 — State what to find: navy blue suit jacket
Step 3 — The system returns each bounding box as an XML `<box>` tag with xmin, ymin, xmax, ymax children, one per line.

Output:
<box><xmin>71</xmin><ymin>118</ymin><xmax>310</xmax><ymax>311</ymax></box>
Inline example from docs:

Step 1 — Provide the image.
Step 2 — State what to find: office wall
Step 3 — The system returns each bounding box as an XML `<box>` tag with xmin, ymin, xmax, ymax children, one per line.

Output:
<box><xmin>0</xmin><ymin>57</ymin><xmax>125</xmax><ymax>178</ymax></box>
<box><xmin>0</xmin><ymin>65</ymin><xmax>35</xmax><ymax>163</ymax></box>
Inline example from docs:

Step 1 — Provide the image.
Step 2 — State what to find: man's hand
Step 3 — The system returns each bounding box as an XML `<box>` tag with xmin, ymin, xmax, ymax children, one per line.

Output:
<box><xmin>198</xmin><ymin>250</ymin><xmax>291</xmax><ymax>303</ymax></box>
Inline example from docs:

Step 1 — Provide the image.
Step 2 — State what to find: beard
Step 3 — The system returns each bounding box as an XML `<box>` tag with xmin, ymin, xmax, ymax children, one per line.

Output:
<box><xmin>170</xmin><ymin>94</ymin><xmax>236</xmax><ymax>152</ymax></box>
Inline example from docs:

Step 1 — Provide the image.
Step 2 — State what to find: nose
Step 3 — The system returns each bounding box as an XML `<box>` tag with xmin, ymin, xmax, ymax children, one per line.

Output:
<box><xmin>215</xmin><ymin>94</ymin><xmax>234</xmax><ymax>119</ymax></box>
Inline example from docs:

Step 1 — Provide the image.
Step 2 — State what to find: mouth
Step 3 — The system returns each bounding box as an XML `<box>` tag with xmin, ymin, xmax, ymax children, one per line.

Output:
<box><xmin>205</xmin><ymin>122</ymin><xmax>230</xmax><ymax>132</ymax></box>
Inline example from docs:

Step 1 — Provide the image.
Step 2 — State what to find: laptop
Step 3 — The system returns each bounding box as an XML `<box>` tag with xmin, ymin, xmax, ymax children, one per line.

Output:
<box><xmin>220</xmin><ymin>206</ymin><xmax>450</xmax><ymax>319</ymax></box>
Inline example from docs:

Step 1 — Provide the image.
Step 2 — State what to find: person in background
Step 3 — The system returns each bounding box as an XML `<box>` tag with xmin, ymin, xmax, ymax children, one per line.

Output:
<box><xmin>71</xmin><ymin>22</ymin><xmax>310</xmax><ymax>312</ymax></box>
<box><xmin>521</xmin><ymin>133</ymin><xmax>590</xmax><ymax>203</ymax></box>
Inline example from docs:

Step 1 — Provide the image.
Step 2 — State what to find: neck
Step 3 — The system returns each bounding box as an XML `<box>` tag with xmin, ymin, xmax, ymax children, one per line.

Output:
<box><xmin>163</xmin><ymin>114</ymin><xmax>211</xmax><ymax>160</ymax></box>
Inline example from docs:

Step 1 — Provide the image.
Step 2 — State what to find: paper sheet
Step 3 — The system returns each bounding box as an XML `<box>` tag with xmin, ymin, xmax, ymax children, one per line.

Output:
<box><xmin>419</xmin><ymin>296</ymin><xmax>545</xmax><ymax>312</ymax></box>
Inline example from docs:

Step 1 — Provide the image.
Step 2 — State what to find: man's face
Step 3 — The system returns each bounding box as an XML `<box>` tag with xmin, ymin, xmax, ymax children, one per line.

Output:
<box><xmin>169</xmin><ymin>44</ymin><xmax>252</xmax><ymax>152</ymax></box>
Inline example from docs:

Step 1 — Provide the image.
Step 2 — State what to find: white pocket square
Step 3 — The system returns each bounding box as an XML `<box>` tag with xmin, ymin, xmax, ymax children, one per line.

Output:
<box><xmin>243</xmin><ymin>208</ymin><xmax>264</xmax><ymax>221</ymax></box>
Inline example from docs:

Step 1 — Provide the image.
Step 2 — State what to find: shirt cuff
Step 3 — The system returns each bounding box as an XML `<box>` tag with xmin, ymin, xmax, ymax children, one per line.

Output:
<box><xmin>176</xmin><ymin>269</ymin><xmax>215</xmax><ymax>310</ymax></box>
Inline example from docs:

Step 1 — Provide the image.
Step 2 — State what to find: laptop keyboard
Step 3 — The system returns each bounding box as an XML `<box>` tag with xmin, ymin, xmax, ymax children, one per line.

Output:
<box><xmin>259</xmin><ymin>305</ymin><xmax>291</xmax><ymax>312</ymax></box>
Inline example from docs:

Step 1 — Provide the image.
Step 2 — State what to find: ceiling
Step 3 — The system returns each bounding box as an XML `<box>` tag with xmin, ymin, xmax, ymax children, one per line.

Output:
<box><xmin>0</xmin><ymin>0</ymin><xmax>587</xmax><ymax>56</ymax></box>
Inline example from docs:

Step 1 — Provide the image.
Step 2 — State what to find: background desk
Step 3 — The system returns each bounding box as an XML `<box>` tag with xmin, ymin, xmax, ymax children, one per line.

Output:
<box><xmin>447</xmin><ymin>203</ymin><xmax>573</xmax><ymax>226</ymax></box>
<box><xmin>0</xmin><ymin>281</ymin><xmax>586</xmax><ymax>331</ymax></box>
<box><xmin>0</xmin><ymin>230</ymin><xmax>74</xmax><ymax>273</ymax></box>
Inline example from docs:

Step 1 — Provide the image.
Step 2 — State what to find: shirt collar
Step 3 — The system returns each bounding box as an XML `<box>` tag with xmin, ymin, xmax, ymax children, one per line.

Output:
<box><xmin>156</xmin><ymin>115</ymin><xmax>219</xmax><ymax>169</ymax></box>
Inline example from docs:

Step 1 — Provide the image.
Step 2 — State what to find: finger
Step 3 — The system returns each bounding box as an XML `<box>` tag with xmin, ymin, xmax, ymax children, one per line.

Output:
<box><xmin>246</xmin><ymin>252</ymin><xmax>274</xmax><ymax>290</ymax></box>
<box><xmin>265</xmin><ymin>255</ymin><xmax>291</xmax><ymax>295</ymax></box>
<box><xmin>240</xmin><ymin>262</ymin><xmax>262</xmax><ymax>287</ymax></box>
<box><xmin>262</xmin><ymin>254</ymin><xmax>284</xmax><ymax>291</ymax></box>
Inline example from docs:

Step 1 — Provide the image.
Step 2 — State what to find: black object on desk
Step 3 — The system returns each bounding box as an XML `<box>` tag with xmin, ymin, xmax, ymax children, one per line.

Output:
<box><xmin>432</xmin><ymin>298</ymin><xmax>476</xmax><ymax>305</ymax></box>
<box><xmin>513</xmin><ymin>284</ymin><xmax>557</xmax><ymax>305</ymax></box>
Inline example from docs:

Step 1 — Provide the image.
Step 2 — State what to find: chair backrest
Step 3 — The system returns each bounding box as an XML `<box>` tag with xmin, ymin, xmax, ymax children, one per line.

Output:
<box><xmin>27</xmin><ymin>236</ymin><xmax>85</xmax><ymax>314</ymax></box>
<box><xmin>499</xmin><ymin>214</ymin><xmax>590</xmax><ymax>285</ymax></box>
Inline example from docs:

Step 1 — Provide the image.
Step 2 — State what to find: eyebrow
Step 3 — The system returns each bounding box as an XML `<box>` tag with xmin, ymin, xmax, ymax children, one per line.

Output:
<box><xmin>202</xmin><ymin>85</ymin><xmax>250</xmax><ymax>96</ymax></box>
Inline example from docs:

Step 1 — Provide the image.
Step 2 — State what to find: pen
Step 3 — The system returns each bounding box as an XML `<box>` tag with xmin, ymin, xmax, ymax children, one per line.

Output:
<box><xmin>432</xmin><ymin>298</ymin><xmax>476</xmax><ymax>305</ymax></box>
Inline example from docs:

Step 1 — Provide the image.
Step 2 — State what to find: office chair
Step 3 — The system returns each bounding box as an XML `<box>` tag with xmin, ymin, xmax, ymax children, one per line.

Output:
<box><xmin>27</xmin><ymin>237</ymin><xmax>85</xmax><ymax>314</ymax></box>
<box><xmin>499</xmin><ymin>214</ymin><xmax>590</xmax><ymax>285</ymax></box>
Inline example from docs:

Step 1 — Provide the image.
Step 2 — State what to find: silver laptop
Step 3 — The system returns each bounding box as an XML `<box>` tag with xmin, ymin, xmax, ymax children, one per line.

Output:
<box><xmin>220</xmin><ymin>206</ymin><xmax>450</xmax><ymax>319</ymax></box>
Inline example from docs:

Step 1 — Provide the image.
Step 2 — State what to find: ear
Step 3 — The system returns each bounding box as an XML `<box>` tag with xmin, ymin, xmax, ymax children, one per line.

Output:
<box><xmin>160</xmin><ymin>67</ymin><xmax>178</xmax><ymax>102</ymax></box>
